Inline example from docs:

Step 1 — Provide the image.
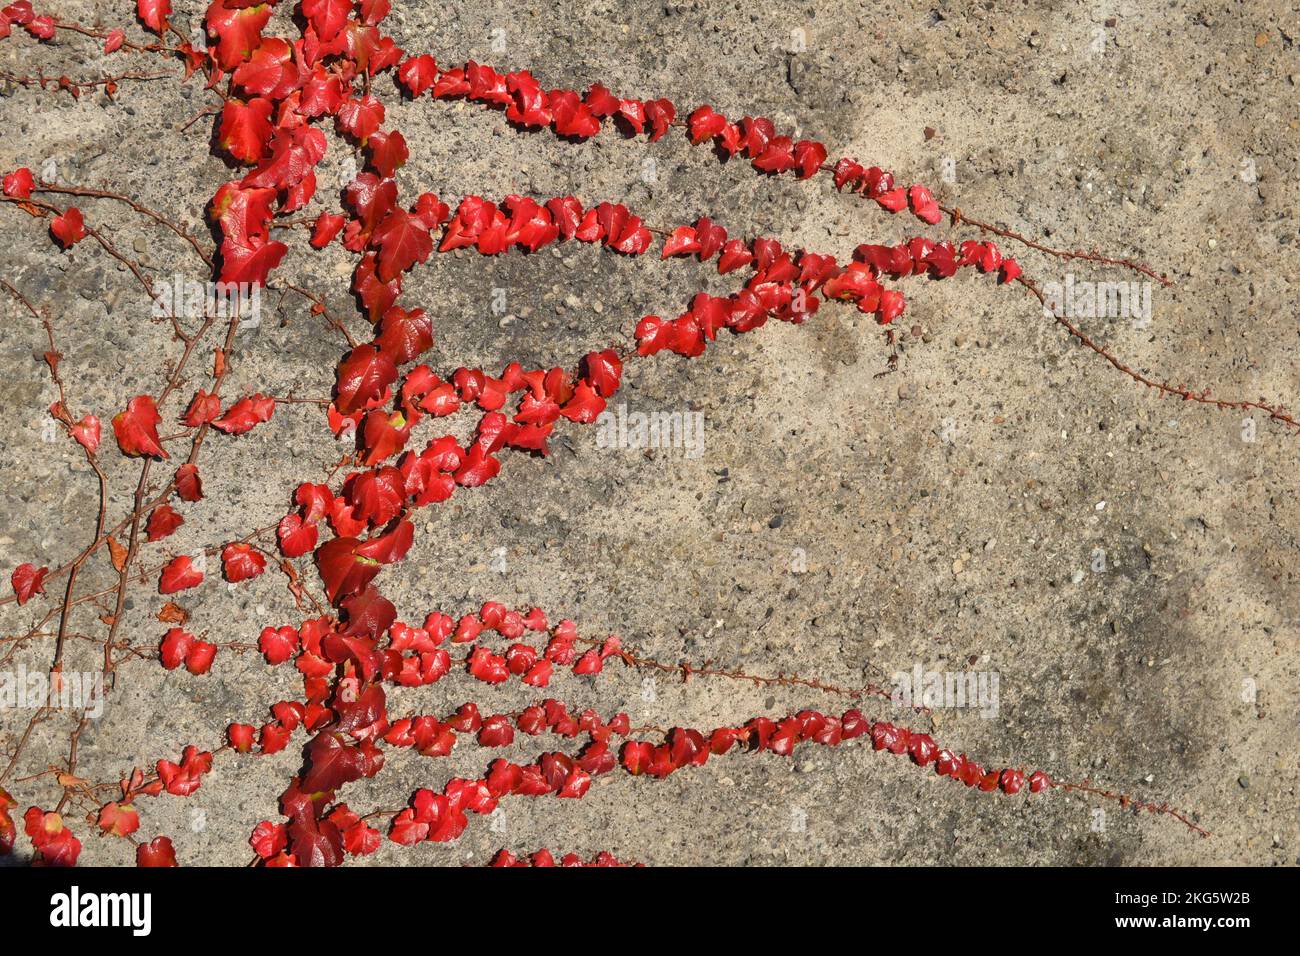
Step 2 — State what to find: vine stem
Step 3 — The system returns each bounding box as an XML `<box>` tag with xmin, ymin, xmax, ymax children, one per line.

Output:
<box><xmin>1017</xmin><ymin>275</ymin><xmax>1298</xmax><ymax>428</ymax></box>
<box><xmin>943</xmin><ymin>205</ymin><xmax>1174</xmax><ymax>287</ymax></box>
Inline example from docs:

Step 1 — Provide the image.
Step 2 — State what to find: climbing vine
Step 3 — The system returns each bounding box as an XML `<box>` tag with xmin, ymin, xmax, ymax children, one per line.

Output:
<box><xmin>3</xmin><ymin>0</ymin><xmax>1284</xmax><ymax>866</ymax></box>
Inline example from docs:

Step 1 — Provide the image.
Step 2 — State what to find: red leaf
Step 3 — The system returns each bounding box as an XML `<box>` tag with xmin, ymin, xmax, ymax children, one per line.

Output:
<box><xmin>157</xmin><ymin>746</ymin><xmax>211</xmax><ymax>796</ymax></box>
<box><xmin>353</xmin><ymin>517</ymin><xmax>413</xmax><ymax>564</ymax></box>
<box><xmin>250</xmin><ymin>821</ymin><xmax>287</xmax><ymax>859</ymax></box>
<box><xmin>212</xmin><ymin>394</ymin><xmax>275</xmax><ymax>434</ymax></box>
<box><xmin>222</xmin><ymin>542</ymin><xmax>266</xmax><ymax>583</ymax></box>
<box><xmin>206</xmin><ymin>1</ymin><xmax>273</xmax><ymax>72</ymax></box>
<box><xmin>336</xmin><ymin>95</ymin><xmax>385</xmax><ymax>143</ymax></box>
<box><xmin>258</xmin><ymin>625</ymin><xmax>299</xmax><ymax>665</ymax></box>
<box><xmin>367</xmin><ymin>129</ymin><xmax>408</xmax><ymax>178</ymax></box>
<box><xmin>316</xmin><ymin>537</ymin><xmax>382</xmax><ymax>604</ymax></box>
<box><xmin>335</xmin><ymin>344</ymin><xmax>398</xmax><ymax>414</ymax></box>
<box><xmin>359</xmin><ymin>409</ymin><xmax>410</xmax><ymax>466</ymax></box>
<box><xmin>373</xmin><ymin>207</ymin><xmax>433</xmax><ymax>282</ymax></box>
<box><xmin>644</xmin><ymin>99</ymin><xmax>675</xmax><ymax>141</ymax></box>
<box><xmin>159</xmin><ymin>627</ymin><xmax>193</xmax><ymax>670</ymax></box>
<box><xmin>159</xmin><ymin>555</ymin><xmax>204</xmax><ymax>594</ymax></box>
<box><xmin>235</xmin><ymin>38</ymin><xmax>304</xmax><ymax>99</ymax></box>
<box><xmin>137</xmin><ymin>0</ymin><xmax>169</xmax><ymax>34</ymax></box>
<box><xmin>146</xmin><ymin>504</ymin><xmax>184</xmax><ymax>542</ymax></box>
<box><xmin>793</xmin><ymin>140</ymin><xmax>827</xmax><ymax>180</ymax></box>
<box><xmin>185</xmin><ymin>639</ymin><xmax>216</xmax><ymax>674</ymax></box>
<box><xmin>25</xmin><ymin>809</ymin><xmax>81</xmax><ymax>866</ymax></box>
<box><xmin>11</xmin><ymin>563</ymin><xmax>48</xmax><ymax>605</ymax></box>
<box><xmin>277</xmin><ymin>513</ymin><xmax>318</xmax><ymax>558</ymax></box>
<box><xmin>98</xmin><ymin>801</ymin><xmax>140</xmax><ymax>837</ymax></box>
<box><xmin>688</xmin><ymin>105</ymin><xmax>727</xmax><ymax>144</ymax></box>
<box><xmin>50</xmin><ymin>208</ymin><xmax>87</xmax><ymax>248</ymax></box>
<box><xmin>581</xmin><ymin>349</ymin><xmax>622</xmax><ymax>398</ymax></box>
<box><xmin>717</xmin><ymin>239</ymin><xmax>754</xmax><ymax>273</ymax></box>
<box><xmin>876</xmin><ymin>187</ymin><xmax>907</xmax><ymax>212</ymax></box>
<box><xmin>301</xmin><ymin>731</ymin><xmax>367</xmax><ymax>795</ymax></box>
<box><xmin>559</xmin><ymin>380</ymin><xmax>605</xmax><ymax>423</ymax></box>
<box><xmin>302</xmin><ymin>0</ymin><xmax>351</xmax><ymax>42</ymax></box>
<box><xmin>341</xmin><ymin>820</ymin><xmax>381</xmax><ymax>855</ymax></box>
<box><xmin>351</xmin><ymin>252</ymin><xmax>400</xmax><ymax>320</ymax></box>
<box><xmin>219</xmin><ymin>98</ymin><xmax>273</xmax><ymax>165</ymax></box>
<box><xmin>621</xmin><ymin>741</ymin><xmax>653</xmax><ymax>775</ymax></box>
<box><xmin>174</xmin><ymin>463</ymin><xmax>203</xmax><ymax>502</ymax></box>
<box><xmin>397</xmin><ymin>54</ymin><xmax>437</xmax><ymax>97</ymax></box>
<box><xmin>182</xmin><ymin>390</ymin><xmax>221</xmax><ymax>428</ymax></box>
<box><xmin>908</xmin><ymin>183</ymin><xmax>942</xmax><ymax>224</ymax></box>
<box><xmin>375</xmin><ymin>306</ymin><xmax>432</xmax><ymax>364</ymax></box>
<box><xmin>136</xmin><ymin>836</ymin><xmax>178</xmax><ymax>867</ymax></box>
<box><xmin>69</xmin><ymin>415</ymin><xmax>100</xmax><ymax>452</ymax></box>
<box><xmin>2</xmin><ymin>167</ymin><xmax>33</xmax><ymax>198</ymax></box>
<box><xmin>310</xmin><ymin>211</ymin><xmax>345</xmax><ymax>249</ymax></box>
<box><xmin>112</xmin><ymin>395</ymin><xmax>168</xmax><ymax>459</ymax></box>
<box><xmin>218</xmin><ymin>235</ymin><xmax>287</xmax><ymax>287</ymax></box>
<box><xmin>228</xmin><ymin>723</ymin><xmax>256</xmax><ymax>752</ymax></box>
<box><xmin>661</xmin><ymin>225</ymin><xmax>700</xmax><ymax>259</ymax></box>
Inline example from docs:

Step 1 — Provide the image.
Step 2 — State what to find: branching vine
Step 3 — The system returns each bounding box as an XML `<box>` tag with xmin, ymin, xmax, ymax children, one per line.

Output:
<box><xmin>3</xmin><ymin>0</ymin><xmax>1278</xmax><ymax>866</ymax></box>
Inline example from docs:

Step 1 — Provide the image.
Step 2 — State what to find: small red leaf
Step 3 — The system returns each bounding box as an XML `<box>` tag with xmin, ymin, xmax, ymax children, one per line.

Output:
<box><xmin>50</xmin><ymin>208</ymin><xmax>87</xmax><ymax>248</ymax></box>
<box><xmin>136</xmin><ymin>835</ymin><xmax>177</xmax><ymax>867</ymax></box>
<box><xmin>112</xmin><ymin>395</ymin><xmax>168</xmax><ymax>459</ymax></box>
<box><xmin>211</xmin><ymin>394</ymin><xmax>275</xmax><ymax>434</ymax></box>
<box><xmin>222</xmin><ymin>542</ymin><xmax>266</xmax><ymax>583</ymax></box>
<box><xmin>146</xmin><ymin>505</ymin><xmax>184</xmax><ymax>542</ymax></box>
<box><xmin>159</xmin><ymin>555</ymin><xmax>204</xmax><ymax>594</ymax></box>
<box><xmin>11</xmin><ymin>563</ymin><xmax>48</xmax><ymax>605</ymax></box>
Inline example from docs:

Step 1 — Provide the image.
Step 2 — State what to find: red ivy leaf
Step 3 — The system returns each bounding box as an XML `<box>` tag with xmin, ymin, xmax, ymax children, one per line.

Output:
<box><xmin>277</xmin><ymin>513</ymin><xmax>318</xmax><ymax>558</ymax></box>
<box><xmin>136</xmin><ymin>835</ymin><xmax>178</xmax><ymax>867</ymax></box>
<box><xmin>146</xmin><ymin>504</ymin><xmax>184</xmax><ymax>542</ymax></box>
<box><xmin>397</xmin><ymin>54</ymin><xmax>436</xmax><ymax>97</ymax></box>
<box><xmin>301</xmin><ymin>732</ymin><xmax>367</xmax><ymax>796</ymax></box>
<box><xmin>50</xmin><ymin>208</ymin><xmax>87</xmax><ymax>248</ymax></box>
<box><xmin>182</xmin><ymin>390</ymin><xmax>221</xmax><ymax>428</ymax></box>
<box><xmin>219</xmin><ymin>98</ymin><xmax>274</xmax><ymax>165</ymax></box>
<box><xmin>367</xmin><ymin>130</ymin><xmax>408</xmax><ymax>178</ymax></box>
<box><xmin>97</xmin><ymin>802</ymin><xmax>139</xmax><ymax>838</ymax></box>
<box><xmin>581</xmin><ymin>349</ymin><xmax>622</xmax><ymax>398</ymax></box>
<box><xmin>2</xmin><ymin>167</ymin><xmax>34</xmax><ymax>198</ymax></box>
<box><xmin>159</xmin><ymin>555</ymin><xmax>204</xmax><ymax>594</ymax></box>
<box><xmin>222</xmin><ymin>542</ymin><xmax>267</xmax><ymax>583</ymax></box>
<box><xmin>206</xmin><ymin>1</ymin><xmax>273</xmax><ymax>72</ymax></box>
<box><xmin>335</xmin><ymin>344</ymin><xmax>398</xmax><ymax>414</ymax></box>
<box><xmin>302</xmin><ymin>0</ymin><xmax>351</xmax><ymax>43</ymax></box>
<box><xmin>137</xmin><ymin>0</ymin><xmax>170</xmax><ymax>34</ymax></box>
<box><xmin>112</xmin><ymin>395</ymin><xmax>168</xmax><ymax>459</ymax></box>
<box><xmin>69</xmin><ymin>415</ymin><xmax>101</xmax><ymax>452</ymax></box>
<box><xmin>336</xmin><ymin>95</ymin><xmax>385</xmax><ymax>143</ymax></box>
<box><xmin>375</xmin><ymin>306</ymin><xmax>432</xmax><ymax>364</ymax></box>
<box><xmin>310</xmin><ymin>211</ymin><xmax>345</xmax><ymax>249</ymax></box>
<box><xmin>212</xmin><ymin>394</ymin><xmax>275</xmax><ymax>434</ymax></box>
<box><xmin>258</xmin><ymin>625</ymin><xmax>299</xmax><ymax>665</ymax></box>
<box><xmin>373</xmin><ymin>208</ymin><xmax>433</xmax><ymax>282</ymax></box>
<box><xmin>11</xmin><ymin>563</ymin><xmax>48</xmax><ymax>605</ymax></box>
<box><xmin>316</xmin><ymin>537</ymin><xmax>382</xmax><ymax>604</ymax></box>
<box><xmin>174</xmin><ymin>463</ymin><xmax>203</xmax><ymax>502</ymax></box>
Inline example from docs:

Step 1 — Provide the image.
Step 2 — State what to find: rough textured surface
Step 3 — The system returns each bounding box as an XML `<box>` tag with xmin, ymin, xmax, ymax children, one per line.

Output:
<box><xmin>0</xmin><ymin>0</ymin><xmax>1296</xmax><ymax>866</ymax></box>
